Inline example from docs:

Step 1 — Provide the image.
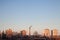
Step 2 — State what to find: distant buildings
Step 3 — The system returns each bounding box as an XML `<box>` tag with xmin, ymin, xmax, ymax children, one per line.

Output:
<box><xmin>6</xmin><ymin>29</ymin><xmax>13</xmax><ymax>37</ymax></box>
<box><xmin>20</xmin><ymin>30</ymin><xmax>27</xmax><ymax>36</ymax></box>
<box><xmin>0</xmin><ymin>31</ymin><xmax>1</xmax><ymax>38</ymax></box>
<box><xmin>43</xmin><ymin>29</ymin><xmax>50</xmax><ymax>37</ymax></box>
<box><xmin>53</xmin><ymin>29</ymin><xmax>58</xmax><ymax>36</ymax></box>
<box><xmin>33</xmin><ymin>31</ymin><xmax>39</xmax><ymax>36</ymax></box>
<box><xmin>52</xmin><ymin>29</ymin><xmax>58</xmax><ymax>36</ymax></box>
<box><xmin>51</xmin><ymin>30</ymin><xmax>53</xmax><ymax>37</ymax></box>
<box><xmin>0</xmin><ymin>31</ymin><xmax>1</xmax><ymax>36</ymax></box>
<box><xmin>0</xmin><ymin>28</ymin><xmax>59</xmax><ymax>40</ymax></box>
<box><xmin>43</xmin><ymin>29</ymin><xmax>58</xmax><ymax>37</ymax></box>
<box><xmin>0</xmin><ymin>31</ymin><xmax>1</xmax><ymax>34</ymax></box>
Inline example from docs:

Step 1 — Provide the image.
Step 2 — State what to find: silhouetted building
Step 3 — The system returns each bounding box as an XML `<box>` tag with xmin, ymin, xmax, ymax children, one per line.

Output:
<box><xmin>51</xmin><ymin>30</ymin><xmax>53</xmax><ymax>37</ymax></box>
<box><xmin>2</xmin><ymin>31</ymin><xmax>6</xmax><ymax>39</ymax></box>
<box><xmin>20</xmin><ymin>30</ymin><xmax>27</xmax><ymax>36</ymax></box>
<box><xmin>0</xmin><ymin>31</ymin><xmax>1</xmax><ymax>38</ymax></box>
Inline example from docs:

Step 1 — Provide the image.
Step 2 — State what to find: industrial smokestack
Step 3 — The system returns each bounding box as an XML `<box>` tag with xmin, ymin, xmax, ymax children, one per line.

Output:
<box><xmin>29</xmin><ymin>26</ymin><xmax>32</xmax><ymax>36</ymax></box>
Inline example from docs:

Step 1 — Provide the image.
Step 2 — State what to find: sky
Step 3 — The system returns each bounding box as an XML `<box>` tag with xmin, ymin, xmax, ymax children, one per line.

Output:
<box><xmin>0</xmin><ymin>0</ymin><xmax>60</xmax><ymax>34</ymax></box>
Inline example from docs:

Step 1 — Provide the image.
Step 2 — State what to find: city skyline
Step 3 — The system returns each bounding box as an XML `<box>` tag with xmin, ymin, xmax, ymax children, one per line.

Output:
<box><xmin>0</xmin><ymin>28</ymin><xmax>59</xmax><ymax>36</ymax></box>
<box><xmin>0</xmin><ymin>0</ymin><xmax>60</xmax><ymax>35</ymax></box>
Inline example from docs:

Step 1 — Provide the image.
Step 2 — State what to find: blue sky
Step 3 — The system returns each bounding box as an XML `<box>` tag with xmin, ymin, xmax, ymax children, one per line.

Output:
<box><xmin>0</xmin><ymin>0</ymin><xmax>60</xmax><ymax>34</ymax></box>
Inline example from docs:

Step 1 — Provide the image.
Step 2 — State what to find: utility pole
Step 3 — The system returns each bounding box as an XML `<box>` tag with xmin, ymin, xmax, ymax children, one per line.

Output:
<box><xmin>29</xmin><ymin>26</ymin><xmax>32</xmax><ymax>36</ymax></box>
